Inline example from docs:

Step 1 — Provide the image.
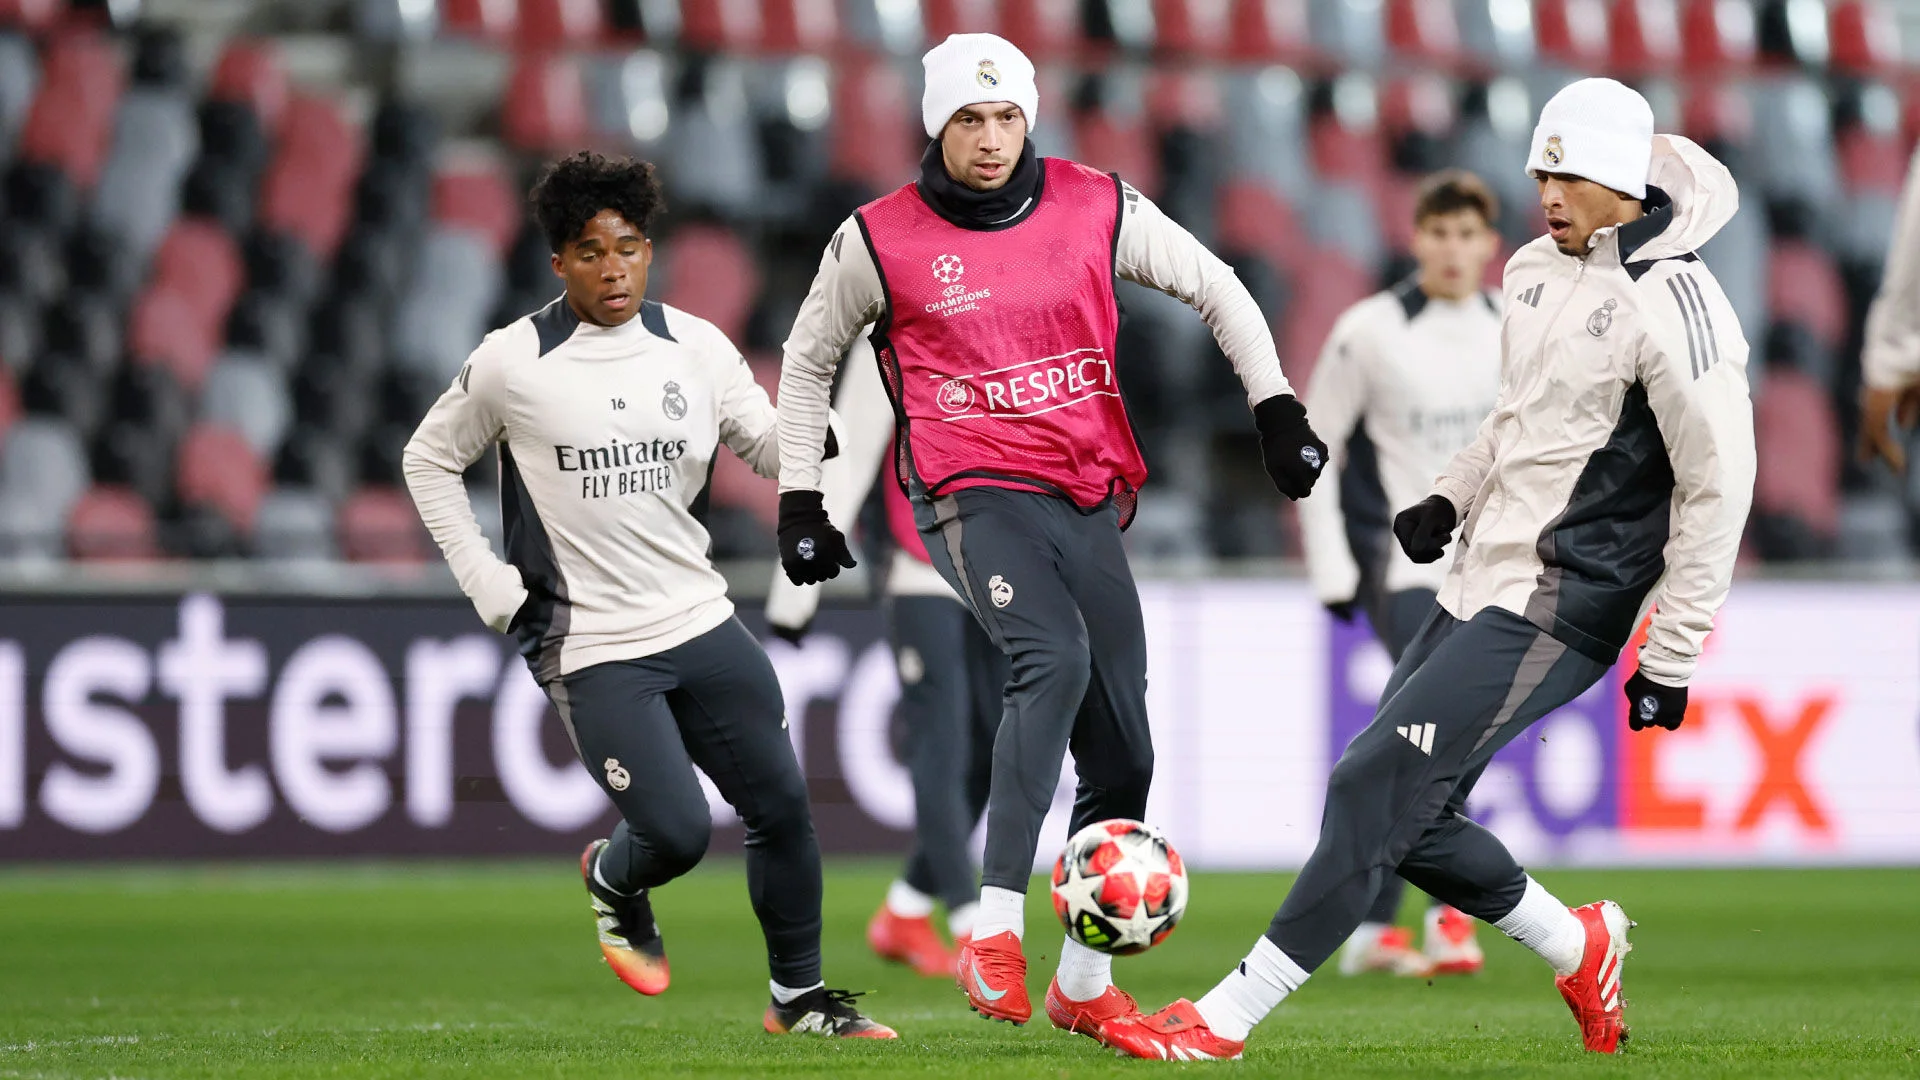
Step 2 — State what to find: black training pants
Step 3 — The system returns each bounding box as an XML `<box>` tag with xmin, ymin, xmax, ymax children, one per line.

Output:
<box><xmin>1268</xmin><ymin>605</ymin><xmax>1611</xmax><ymax>973</ymax></box>
<box><xmin>549</xmin><ymin>616</ymin><xmax>822</xmax><ymax>988</ymax></box>
<box><xmin>917</xmin><ymin>486</ymin><xmax>1154</xmax><ymax>893</ymax></box>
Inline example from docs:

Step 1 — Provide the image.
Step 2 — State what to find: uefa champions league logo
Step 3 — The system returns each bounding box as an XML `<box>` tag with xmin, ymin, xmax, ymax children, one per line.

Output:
<box><xmin>796</xmin><ymin>537</ymin><xmax>816</xmax><ymax>561</ymax></box>
<box><xmin>933</xmin><ymin>254</ymin><xmax>964</xmax><ymax>285</ymax></box>
<box><xmin>937</xmin><ymin>378</ymin><xmax>975</xmax><ymax>414</ymax></box>
<box><xmin>1300</xmin><ymin>445</ymin><xmax>1323</xmax><ymax>470</ymax></box>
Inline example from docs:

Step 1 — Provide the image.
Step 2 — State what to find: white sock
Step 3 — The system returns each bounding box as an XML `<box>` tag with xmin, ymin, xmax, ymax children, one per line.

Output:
<box><xmin>885</xmin><ymin>879</ymin><xmax>935</xmax><ymax>919</ymax></box>
<box><xmin>1494</xmin><ymin>876</ymin><xmax>1585</xmax><ymax>976</ymax></box>
<box><xmin>1053</xmin><ymin>936</ymin><xmax>1113</xmax><ymax>1002</ymax></box>
<box><xmin>770</xmin><ymin>979</ymin><xmax>824</xmax><ymax>1005</ymax></box>
<box><xmin>1346</xmin><ymin>921</ymin><xmax>1389</xmax><ymax>955</ymax></box>
<box><xmin>948</xmin><ymin>901</ymin><xmax>978</xmax><ymax>940</ymax></box>
<box><xmin>972</xmin><ymin>885</ymin><xmax>1026</xmax><ymax>941</ymax></box>
<box><xmin>1193</xmin><ymin>937</ymin><xmax>1309</xmax><ymax>1042</ymax></box>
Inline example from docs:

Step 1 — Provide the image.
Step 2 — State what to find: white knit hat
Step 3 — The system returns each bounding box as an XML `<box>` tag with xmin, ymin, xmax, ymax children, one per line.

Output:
<box><xmin>1527</xmin><ymin>78</ymin><xmax>1655</xmax><ymax>199</ymax></box>
<box><xmin>920</xmin><ymin>33</ymin><xmax>1038</xmax><ymax>140</ymax></box>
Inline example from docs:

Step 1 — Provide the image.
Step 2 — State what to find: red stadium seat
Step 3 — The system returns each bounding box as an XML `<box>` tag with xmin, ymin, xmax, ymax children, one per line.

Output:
<box><xmin>0</xmin><ymin>0</ymin><xmax>62</xmax><ymax>30</ymax></box>
<box><xmin>502</xmin><ymin>52</ymin><xmax>590</xmax><ymax>153</ymax></box>
<box><xmin>18</xmin><ymin>31</ymin><xmax>123</xmax><ymax>189</ymax></box>
<box><xmin>176</xmin><ymin>424</ymin><xmax>268</xmax><ymax>534</ymax></box>
<box><xmin>1386</xmin><ymin>0</ymin><xmax>1461</xmax><ymax>64</ymax></box>
<box><xmin>1766</xmin><ymin>242</ymin><xmax>1848</xmax><ymax>349</ymax></box>
<box><xmin>1280</xmin><ymin>248</ymin><xmax>1372</xmax><ymax>387</ymax></box>
<box><xmin>209</xmin><ymin>40</ymin><xmax>289</xmax><ymax>134</ymax></box>
<box><xmin>1374</xmin><ymin>179</ymin><xmax>1420</xmax><ymax>252</ymax></box>
<box><xmin>1680</xmin><ymin>0</ymin><xmax>1757</xmax><ymax>72</ymax></box>
<box><xmin>1753</xmin><ymin>367</ymin><xmax>1839</xmax><ymax>537</ymax></box>
<box><xmin>1830</xmin><ymin>1</ymin><xmax>1901</xmax><ymax>76</ymax></box>
<box><xmin>1379</xmin><ymin>74</ymin><xmax>1455</xmax><ymax>141</ymax></box>
<box><xmin>431</xmin><ymin>161</ymin><xmax>520</xmax><ymax>257</ymax></box>
<box><xmin>1226</xmin><ymin>0</ymin><xmax>1311</xmax><ymax>63</ymax></box>
<box><xmin>339</xmin><ymin>486</ymin><xmax>430</xmax><ymax>563</ymax></box>
<box><xmin>1682</xmin><ymin>84</ymin><xmax>1755</xmax><ymax>148</ymax></box>
<box><xmin>0</xmin><ymin>365</ymin><xmax>18</xmax><ymax>444</ymax></box>
<box><xmin>1535</xmin><ymin>0</ymin><xmax>1610</xmax><ymax>68</ymax></box>
<box><xmin>1310</xmin><ymin>115</ymin><xmax>1387</xmax><ymax>194</ymax></box>
<box><xmin>258</xmin><ymin>94</ymin><xmax>362</xmax><ymax>259</ymax></box>
<box><xmin>517</xmin><ymin>0</ymin><xmax>605</xmax><ymax>47</ymax></box>
<box><xmin>1143</xmin><ymin>68</ymin><xmax>1223</xmax><ymax>132</ymax></box>
<box><xmin>1153</xmin><ymin>0</ymin><xmax>1234</xmax><ymax>58</ymax></box>
<box><xmin>830</xmin><ymin>59</ymin><xmax>919</xmax><ymax>188</ymax></box>
<box><xmin>150</xmin><ymin>219</ymin><xmax>245</xmax><ymax>330</ymax></box>
<box><xmin>1837</xmin><ymin>128</ymin><xmax>1910</xmax><ymax>196</ymax></box>
<box><xmin>999</xmin><ymin>0</ymin><xmax>1083</xmax><ymax>60</ymax></box>
<box><xmin>1073</xmin><ymin>112</ymin><xmax>1161</xmax><ymax>198</ymax></box>
<box><xmin>1216</xmin><ymin>180</ymin><xmax>1306</xmax><ymax>266</ymax></box>
<box><xmin>923</xmin><ymin>0</ymin><xmax>998</xmax><ymax>40</ymax></box>
<box><xmin>442</xmin><ymin>0</ymin><xmax>520</xmax><ymax>40</ymax></box>
<box><xmin>67</xmin><ymin>485</ymin><xmax>160</xmax><ymax>561</ymax></box>
<box><xmin>762</xmin><ymin>0</ymin><xmax>842</xmax><ymax>54</ymax></box>
<box><xmin>680</xmin><ymin>0</ymin><xmax>761</xmax><ymax>50</ymax></box>
<box><xmin>1609</xmin><ymin>0</ymin><xmax>1682</xmax><ymax>74</ymax></box>
<box><xmin>130</xmin><ymin>286</ymin><xmax>222</xmax><ymax>392</ymax></box>
<box><xmin>659</xmin><ymin>224</ymin><xmax>760</xmax><ymax>344</ymax></box>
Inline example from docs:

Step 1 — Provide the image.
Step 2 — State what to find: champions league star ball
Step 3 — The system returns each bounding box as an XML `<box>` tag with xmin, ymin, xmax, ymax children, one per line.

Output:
<box><xmin>1050</xmin><ymin>819</ymin><xmax>1188</xmax><ymax>955</ymax></box>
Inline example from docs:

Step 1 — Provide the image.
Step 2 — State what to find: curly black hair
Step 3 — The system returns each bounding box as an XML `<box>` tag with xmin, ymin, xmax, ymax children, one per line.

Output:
<box><xmin>528</xmin><ymin>151</ymin><xmax>665</xmax><ymax>253</ymax></box>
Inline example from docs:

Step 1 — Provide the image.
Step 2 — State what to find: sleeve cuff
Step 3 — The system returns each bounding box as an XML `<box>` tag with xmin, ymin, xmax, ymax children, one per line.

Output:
<box><xmin>1634</xmin><ymin>644</ymin><xmax>1695</xmax><ymax>687</ymax></box>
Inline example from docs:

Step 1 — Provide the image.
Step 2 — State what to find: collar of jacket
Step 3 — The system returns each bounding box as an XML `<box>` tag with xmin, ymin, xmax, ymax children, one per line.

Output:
<box><xmin>1582</xmin><ymin>185</ymin><xmax>1674</xmax><ymax>265</ymax></box>
<box><xmin>914</xmin><ymin>140</ymin><xmax>1044</xmax><ymax>231</ymax></box>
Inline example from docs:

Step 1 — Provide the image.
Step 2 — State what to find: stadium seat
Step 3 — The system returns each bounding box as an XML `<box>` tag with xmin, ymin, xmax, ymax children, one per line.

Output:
<box><xmin>1829</xmin><ymin>0</ymin><xmax>1899</xmax><ymax>76</ymax></box>
<box><xmin>1609</xmin><ymin>0</ymin><xmax>1682</xmax><ymax>74</ymax></box>
<box><xmin>0</xmin><ymin>33</ymin><xmax>39</xmax><ymax>159</ymax></box>
<box><xmin>0</xmin><ymin>415</ymin><xmax>91</xmax><ymax>520</ymax></box>
<box><xmin>1835</xmin><ymin>192</ymin><xmax>1898</xmax><ymax>268</ymax></box>
<box><xmin>840</xmin><ymin>0</ymin><xmax>923</xmax><ymax>54</ymax></box>
<box><xmin>442</xmin><ymin>0</ymin><xmax>520</xmax><ymax>40</ymax></box>
<box><xmin>150</xmin><ymin>218</ymin><xmax>245</xmax><ymax>332</ymax></box>
<box><xmin>1308</xmin><ymin>81</ymin><xmax>1387</xmax><ymax>195</ymax></box>
<box><xmin>1215</xmin><ymin>179</ymin><xmax>1306</xmax><ymax>267</ymax></box>
<box><xmin>1278</xmin><ymin>247</ymin><xmax>1371</xmax><ymax>386</ymax></box>
<box><xmin>257</xmin><ymin>95</ymin><xmax>362</xmax><ymax>260</ymax></box>
<box><xmin>1766</xmin><ymin>242</ymin><xmax>1848</xmax><ymax>349</ymax></box>
<box><xmin>662</xmin><ymin>58</ymin><xmax>765</xmax><ymax>220</ymax></box>
<box><xmin>1385</xmin><ymin>0</ymin><xmax>1461</xmax><ymax>64</ymax></box>
<box><xmin>201</xmin><ymin>355</ymin><xmax>292</xmax><ymax>459</ymax></box>
<box><xmin>680</xmin><ymin>0</ymin><xmax>762</xmax><ymax>50</ymax></box>
<box><xmin>518</xmin><ymin>0</ymin><xmax>605</xmax><ymax>47</ymax></box>
<box><xmin>175</xmin><ymin>423</ymin><xmax>267</xmax><ymax>535</ymax></box>
<box><xmin>1752</xmin><ymin>364</ymin><xmax>1839</xmax><ymax>554</ymax></box>
<box><xmin>208</xmin><ymin>40</ymin><xmax>288</xmax><ymax>134</ymax></box>
<box><xmin>0</xmin><ymin>0</ymin><xmax>60</xmax><ymax>30</ymax></box>
<box><xmin>41</xmin><ymin>294</ymin><xmax>124</xmax><ymax>374</ymax></box>
<box><xmin>999</xmin><ymin>0</ymin><xmax>1085</xmax><ymax>61</ymax></box>
<box><xmin>1455</xmin><ymin>0</ymin><xmax>1535</xmax><ymax>69</ymax></box>
<box><xmin>761</xmin><ymin>0</ymin><xmax>843</xmax><ymax>54</ymax></box>
<box><xmin>1834</xmin><ymin>82</ymin><xmax>1908</xmax><ymax>196</ymax></box>
<box><xmin>0</xmin><ymin>363</ymin><xmax>18</xmax><ymax>442</ymax></box>
<box><xmin>1074</xmin><ymin>110</ymin><xmax>1162</xmax><ymax>199</ymax></box>
<box><xmin>0</xmin><ymin>291</ymin><xmax>43</xmax><ymax>373</ymax></box>
<box><xmin>129</xmin><ymin>285</ymin><xmax>222</xmax><ymax>391</ymax></box>
<box><xmin>1755</xmin><ymin>0</ymin><xmax>1829</xmax><ymax>66</ymax></box>
<box><xmin>91</xmin><ymin>88</ymin><xmax>199</xmax><ymax>264</ymax></box>
<box><xmin>244</xmin><ymin>230</ymin><xmax>325</xmax><ymax>305</ymax></box>
<box><xmin>1680</xmin><ymin>0</ymin><xmax>1758</xmax><ymax>71</ymax></box>
<box><xmin>21</xmin><ymin>352</ymin><xmax>106</xmax><ymax>440</ymax></box>
<box><xmin>1308</xmin><ymin>0</ymin><xmax>1387</xmax><ymax>66</ymax></box>
<box><xmin>339</xmin><ymin>485</ymin><xmax>429</xmax><ymax>563</ymax></box>
<box><xmin>89</xmin><ymin>418</ymin><xmax>174</xmax><ymax>510</ymax></box>
<box><xmin>226</xmin><ymin>290</ymin><xmax>307</xmax><ymax>372</ymax></box>
<box><xmin>1534</xmin><ymin>0</ymin><xmax>1610</xmax><ymax>68</ymax></box>
<box><xmin>659</xmin><ymin>224</ymin><xmax>760</xmax><ymax>345</ymax></box>
<box><xmin>67</xmin><ymin>484</ymin><xmax>159</xmax><ymax>560</ymax></box>
<box><xmin>1225</xmin><ymin>0</ymin><xmax>1311</xmax><ymax>63</ymax></box>
<box><xmin>502</xmin><ymin>52</ymin><xmax>591</xmax><ymax>153</ymax></box>
<box><xmin>275</xmin><ymin>424</ymin><xmax>358</xmax><ymax>503</ymax></box>
<box><xmin>1151</xmin><ymin>0</ymin><xmax>1233</xmax><ymax>58</ymax></box>
<box><xmin>582</xmin><ymin>50</ymin><xmax>673</xmax><ymax>148</ymax></box>
<box><xmin>18</xmin><ymin>31</ymin><xmax>124</xmax><ymax>190</ymax></box>
<box><xmin>1378</xmin><ymin>73</ymin><xmax>1455</xmax><ymax>173</ymax></box>
<box><xmin>254</xmin><ymin>485</ymin><xmax>337</xmax><ymax>560</ymax></box>
<box><xmin>1747</xmin><ymin>76</ymin><xmax>1840</xmax><ymax>227</ymax></box>
<box><xmin>393</xmin><ymin>227</ymin><xmax>502</xmax><ymax>383</ymax></box>
<box><xmin>923</xmin><ymin>0</ymin><xmax>999</xmax><ymax>41</ymax></box>
<box><xmin>1221</xmin><ymin>67</ymin><xmax>1313</xmax><ymax>198</ymax></box>
<box><xmin>109</xmin><ymin>363</ymin><xmax>192</xmax><ymax>447</ymax></box>
<box><xmin>828</xmin><ymin>57</ymin><xmax>917</xmax><ymax>188</ymax></box>
<box><xmin>0</xmin><ymin>487</ymin><xmax>62</xmax><ymax>559</ymax></box>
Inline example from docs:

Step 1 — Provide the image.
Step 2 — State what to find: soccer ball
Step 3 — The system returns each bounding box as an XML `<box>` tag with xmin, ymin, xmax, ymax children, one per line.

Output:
<box><xmin>1050</xmin><ymin>819</ymin><xmax>1188</xmax><ymax>956</ymax></box>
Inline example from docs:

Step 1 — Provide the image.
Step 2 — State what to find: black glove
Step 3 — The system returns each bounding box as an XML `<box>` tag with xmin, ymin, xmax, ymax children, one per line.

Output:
<box><xmin>768</xmin><ymin>620</ymin><xmax>811</xmax><ymax>646</ymax></box>
<box><xmin>1624</xmin><ymin>671</ymin><xmax>1688</xmax><ymax>731</ymax></box>
<box><xmin>1253</xmin><ymin>395</ymin><xmax>1328</xmax><ymax>500</ymax></box>
<box><xmin>1392</xmin><ymin>495</ymin><xmax>1458</xmax><ymax>564</ymax></box>
<box><xmin>1325</xmin><ymin>598</ymin><xmax>1358</xmax><ymax>623</ymax></box>
<box><xmin>778</xmin><ymin>490</ymin><xmax>856</xmax><ymax>586</ymax></box>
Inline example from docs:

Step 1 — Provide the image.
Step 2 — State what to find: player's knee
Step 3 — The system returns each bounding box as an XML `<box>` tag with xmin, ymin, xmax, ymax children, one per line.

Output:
<box><xmin>738</xmin><ymin>763</ymin><xmax>813</xmax><ymax>835</ymax></box>
<box><xmin>651</xmin><ymin>809</ymin><xmax>712</xmax><ymax>876</ymax></box>
<box><xmin>1013</xmin><ymin>633</ymin><xmax>1091</xmax><ymax>701</ymax></box>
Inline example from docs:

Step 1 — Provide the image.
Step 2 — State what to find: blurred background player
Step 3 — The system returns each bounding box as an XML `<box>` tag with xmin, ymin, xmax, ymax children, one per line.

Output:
<box><xmin>1105</xmin><ymin>77</ymin><xmax>1756</xmax><ymax>1061</ymax></box>
<box><xmin>1299</xmin><ymin>169</ymin><xmax>1503</xmax><ymax>980</ymax></box>
<box><xmin>772</xmin><ymin>32</ymin><xmax>1326</xmax><ymax>1036</ymax></box>
<box><xmin>766</xmin><ymin>334</ymin><xmax>1007</xmax><ymax>978</ymax></box>
<box><xmin>1859</xmin><ymin>144</ymin><xmax>1920</xmax><ymax>474</ymax></box>
<box><xmin>402</xmin><ymin>152</ymin><xmax>891</xmax><ymax>1039</ymax></box>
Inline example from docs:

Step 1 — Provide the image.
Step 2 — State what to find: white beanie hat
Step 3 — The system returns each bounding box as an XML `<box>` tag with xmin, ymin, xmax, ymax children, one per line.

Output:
<box><xmin>920</xmin><ymin>33</ymin><xmax>1038</xmax><ymax>140</ymax></box>
<box><xmin>1527</xmin><ymin>77</ymin><xmax>1655</xmax><ymax>199</ymax></box>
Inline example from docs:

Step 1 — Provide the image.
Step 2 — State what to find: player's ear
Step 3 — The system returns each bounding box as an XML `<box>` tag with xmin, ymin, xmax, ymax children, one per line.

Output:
<box><xmin>550</xmin><ymin>251</ymin><xmax>565</xmax><ymax>279</ymax></box>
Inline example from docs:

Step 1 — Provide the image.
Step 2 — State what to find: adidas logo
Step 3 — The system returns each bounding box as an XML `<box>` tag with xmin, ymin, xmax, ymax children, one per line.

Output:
<box><xmin>1518</xmin><ymin>283</ymin><xmax>1544</xmax><ymax>308</ymax></box>
<box><xmin>1396</xmin><ymin>722</ymin><xmax>1436</xmax><ymax>755</ymax></box>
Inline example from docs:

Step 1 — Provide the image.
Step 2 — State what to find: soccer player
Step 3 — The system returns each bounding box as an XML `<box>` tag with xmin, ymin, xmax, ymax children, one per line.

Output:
<box><xmin>1105</xmin><ymin>78</ymin><xmax>1756</xmax><ymax>1060</ymax></box>
<box><xmin>766</xmin><ymin>334</ymin><xmax>1008</xmax><ymax>978</ymax></box>
<box><xmin>1299</xmin><ymin>170</ymin><xmax>1502</xmax><ymax>979</ymax></box>
<box><xmin>1858</xmin><ymin>145</ymin><xmax>1920</xmax><ymax>472</ymax></box>
<box><xmin>772</xmin><ymin>33</ymin><xmax>1327</xmax><ymax>1036</ymax></box>
<box><xmin>401</xmin><ymin>151</ymin><xmax>893</xmax><ymax>1039</ymax></box>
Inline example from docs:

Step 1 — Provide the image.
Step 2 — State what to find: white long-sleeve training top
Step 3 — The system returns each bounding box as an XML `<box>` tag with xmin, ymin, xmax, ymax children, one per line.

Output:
<box><xmin>1861</xmin><ymin>145</ymin><xmax>1920</xmax><ymax>392</ymax></box>
<box><xmin>1299</xmin><ymin>280</ymin><xmax>1502</xmax><ymax>605</ymax></box>
<box><xmin>774</xmin><ymin>171</ymin><xmax>1294</xmax><ymax>496</ymax></box>
<box><xmin>403</xmin><ymin>297</ymin><xmax>782</xmax><ymax>683</ymax></box>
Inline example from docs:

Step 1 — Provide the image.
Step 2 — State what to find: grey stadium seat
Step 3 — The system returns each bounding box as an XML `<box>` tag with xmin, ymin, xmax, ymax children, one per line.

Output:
<box><xmin>662</xmin><ymin>58</ymin><xmax>765</xmax><ymax>221</ymax></box>
<box><xmin>0</xmin><ymin>487</ymin><xmax>63</xmax><ymax>560</ymax></box>
<box><xmin>1222</xmin><ymin>68</ymin><xmax>1315</xmax><ymax>200</ymax></box>
<box><xmin>254</xmin><ymin>487</ymin><xmax>338</xmax><ymax>560</ymax></box>
<box><xmin>0</xmin><ymin>418</ymin><xmax>91</xmax><ymax>520</ymax></box>
<box><xmin>201</xmin><ymin>354</ymin><xmax>293</xmax><ymax>459</ymax></box>
<box><xmin>0</xmin><ymin>34</ymin><xmax>38</xmax><ymax>169</ymax></box>
<box><xmin>1303</xmin><ymin>182</ymin><xmax>1385</xmax><ymax>271</ymax></box>
<box><xmin>393</xmin><ymin>227</ymin><xmax>502</xmax><ymax>384</ymax></box>
<box><xmin>1697</xmin><ymin>199</ymin><xmax>1770</xmax><ymax>346</ymax></box>
<box><xmin>92</xmin><ymin>89</ymin><xmax>201</xmax><ymax>265</ymax></box>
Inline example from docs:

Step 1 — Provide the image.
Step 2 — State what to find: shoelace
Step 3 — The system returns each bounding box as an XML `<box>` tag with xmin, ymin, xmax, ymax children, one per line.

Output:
<box><xmin>811</xmin><ymin>988</ymin><xmax>871</xmax><ymax>1028</ymax></box>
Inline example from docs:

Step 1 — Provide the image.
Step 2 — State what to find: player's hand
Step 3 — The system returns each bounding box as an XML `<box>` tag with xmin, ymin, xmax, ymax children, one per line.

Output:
<box><xmin>1324</xmin><ymin>599</ymin><xmax>1358</xmax><ymax>623</ymax></box>
<box><xmin>1858</xmin><ymin>384</ymin><xmax>1920</xmax><ymax>473</ymax></box>
<box><xmin>1392</xmin><ymin>496</ymin><xmax>1457</xmax><ymax>564</ymax></box>
<box><xmin>778</xmin><ymin>490</ymin><xmax>856</xmax><ymax>586</ymax></box>
<box><xmin>473</xmin><ymin>561</ymin><xmax>529</xmax><ymax>634</ymax></box>
<box><xmin>1624</xmin><ymin>670</ymin><xmax>1687</xmax><ymax>731</ymax></box>
<box><xmin>1254</xmin><ymin>394</ymin><xmax>1329</xmax><ymax>500</ymax></box>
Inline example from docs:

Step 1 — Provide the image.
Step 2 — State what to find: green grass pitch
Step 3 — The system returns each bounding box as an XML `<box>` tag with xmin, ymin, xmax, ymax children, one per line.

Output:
<box><xmin>2</xmin><ymin>861</ymin><xmax>1917</xmax><ymax>1078</ymax></box>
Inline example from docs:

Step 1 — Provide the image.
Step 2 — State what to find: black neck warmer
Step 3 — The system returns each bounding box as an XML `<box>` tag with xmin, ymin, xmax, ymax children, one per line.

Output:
<box><xmin>914</xmin><ymin>139</ymin><xmax>1043</xmax><ymax>230</ymax></box>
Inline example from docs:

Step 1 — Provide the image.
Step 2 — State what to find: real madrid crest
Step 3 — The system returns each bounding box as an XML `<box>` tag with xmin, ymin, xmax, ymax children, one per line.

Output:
<box><xmin>1587</xmin><ymin>297</ymin><xmax>1617</xmax><ymax>337</ymax></box>
<box><xmin>1543</xmin><ymin>134</ymin><xmax>1564</xmax><ymax>168</ymax></box>
<box><xmin>975</xmin><ymin>58</ymin><xmax>1000</xmax><ymax>89</ymax></box>
<box><xmin>662</xmin><ymin>380</ymin><xmax>688</xmax><ymax>420</ymax></box>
